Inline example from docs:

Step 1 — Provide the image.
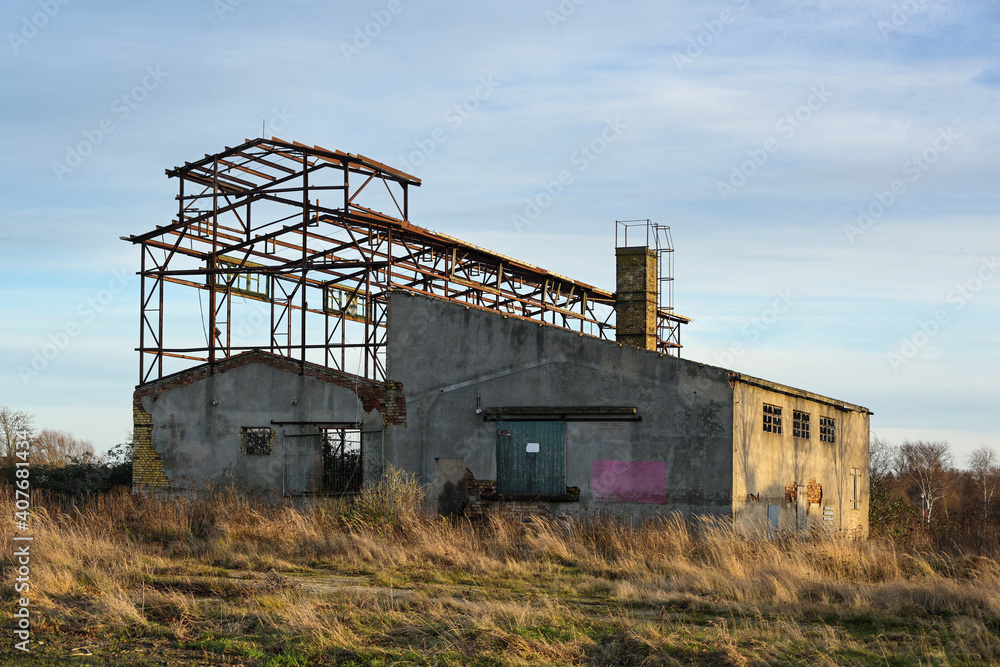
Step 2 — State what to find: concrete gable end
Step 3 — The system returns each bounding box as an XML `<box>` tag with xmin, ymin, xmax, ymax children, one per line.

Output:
<box><xmin>132</xmin><ymin>351</ymin><xmax>391</xmax><ymax>493</ymax></box>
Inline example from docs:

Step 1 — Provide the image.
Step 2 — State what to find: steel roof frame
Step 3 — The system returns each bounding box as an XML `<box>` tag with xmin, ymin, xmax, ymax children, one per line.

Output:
<box><xmin>127</xmin><ymin>137</ymin><xmax>688</xmax><ymax>385</ymax></box>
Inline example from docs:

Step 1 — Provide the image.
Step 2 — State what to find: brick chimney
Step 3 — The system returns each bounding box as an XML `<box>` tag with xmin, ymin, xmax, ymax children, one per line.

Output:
<box><xmin>615</xmin><ymin>246</ymin><xmax>657</xmax><ymax>351</ymax></box>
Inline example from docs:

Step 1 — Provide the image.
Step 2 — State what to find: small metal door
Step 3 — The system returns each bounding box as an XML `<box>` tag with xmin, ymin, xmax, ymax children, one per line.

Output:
<box><xmin>767</xmin><ymin>504</ymin><xmax>779</xmax><ymax>539</ymax></box>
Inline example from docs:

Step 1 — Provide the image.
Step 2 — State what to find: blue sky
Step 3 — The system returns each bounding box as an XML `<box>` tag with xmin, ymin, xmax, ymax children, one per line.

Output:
<box><xmin>1</xmin><ymin>0</ymin><xmax>997</xmax><ymax>464</ymax></box>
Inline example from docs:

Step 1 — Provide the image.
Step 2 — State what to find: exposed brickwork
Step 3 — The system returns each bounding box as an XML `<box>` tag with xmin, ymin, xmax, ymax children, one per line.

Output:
<box><xmin>785</xmin><ymin>481</ymin><xmax>797</xmax><ymax>504</ymax></box>
<box><xmin>807</xmin><ymin>478</ymin><xmax>822</xmax><ymax>506</ymax></box>
<box><xmin>615</xmin><ymin>247</ymin><xmax>658</xmax><ymax>351</ymax></box>
<box><xmin>784</xmin><ymin>480</ymin><xmax>822</xmax><ymax>507</ymax></box>
<box><xmin>131</xmin><ymin>395</ymin><xmax>169</xmax><ymax>489</ymax></box>
<box><xmin>466</xmin><ymin>474</ymin><xmax>497</xmax><ymax>497</ymax></box>
<box><xmin>462</xmin><ymin>469</ymin><xmax>551</xmax><ymax>520</ymax></box>
<box><xmin>383</xmin><ymin>380</ymin><xmax>407</xmax><ymax>426</ymax></box>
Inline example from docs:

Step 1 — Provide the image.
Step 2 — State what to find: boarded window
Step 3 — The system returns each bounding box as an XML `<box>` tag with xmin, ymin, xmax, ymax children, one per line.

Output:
<box><xmin>496</xmin><ymin>421</ymin><xmax>565</xmax><ymax>497</ymax></box>
<box><xmin>241</xmin><ymin>427</ymin><xmax>274</xmax><ymax>455</ymax></box>
<box><xmin>763</xmin><ymin>404</ymin><xmax>782</xmax><ymax>434</ymax></box>
<box><xmin>793</xmin><ymin>410</ymin><xmax>810</xmax><ymax>439</ymax></box>
<box><xmin>322</xmin><ymin>428</ymin><xmax>362</xmax><ymax>494</ymax></box>
<box><xmin>820</xmin><ymin>417</ymin><xmax>836</xmax><ymax>444</ymax></box>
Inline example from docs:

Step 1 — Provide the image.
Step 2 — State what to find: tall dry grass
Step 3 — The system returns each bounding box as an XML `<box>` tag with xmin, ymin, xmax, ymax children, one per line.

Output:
<box><xmin>2</xmin><ymin>471</ymin><xmax>1000</xmax><ymax>663</ymax></box>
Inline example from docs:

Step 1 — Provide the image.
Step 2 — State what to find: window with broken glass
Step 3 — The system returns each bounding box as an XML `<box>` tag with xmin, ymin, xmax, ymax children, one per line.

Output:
<box><xmin>217</xmin><ymin>257</ymin><xmax>270</xmax><ymax>299</ymax></box>
<box><xmin>763</xmin><ymin>404</ymin><xmax>782</xmax><ymax>434</ymax></box>
<box><xmin>322</xmin><ymin>428</ymin><xmax>362</xmax><ymax>494</ymax></box>
<box><xmin>820</xmin><ymin>417</ymin><xmax>836</xmax><ymax>444</ymax></box>
<box><xmin>793</xmin><ymin>410</ymin><xmax>810</xmax><ymax>439</ymax></box>
<box><xmin>241</xmin><ymin>427</ymin><xmax>274</xmax><ymax>455</ymax></box>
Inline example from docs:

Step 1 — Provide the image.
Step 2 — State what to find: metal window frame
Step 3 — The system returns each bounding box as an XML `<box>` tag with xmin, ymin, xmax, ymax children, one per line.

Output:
<box><xmin>763</xmin><ymin>403</ymin><xmax>783</xmax><ymax>435</ymax></box>
<box><xmin>792</xmin><ymin>410</ymin><xmax>811</xmax><ymax>439</ymax></box>
<box><xmin>819</xmin><ymin>416</ymin><xmax>836</xmax><ymax>444</ymax></box>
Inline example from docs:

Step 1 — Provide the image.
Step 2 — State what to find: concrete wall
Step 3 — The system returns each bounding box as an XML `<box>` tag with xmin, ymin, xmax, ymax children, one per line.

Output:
<box><xmin>385</xmin><ymin>291</ymin><xmax>735</xmax><ymax>520</ymax></box>
<box><xmin>136</xmin><ymin>357</ymin><xmax>383</xmax><ymax>494</ymax></box>
<box><xmin>731</xmin><ymin>378</ymin><xmax>870</xmax><ymax>536</ymax></box>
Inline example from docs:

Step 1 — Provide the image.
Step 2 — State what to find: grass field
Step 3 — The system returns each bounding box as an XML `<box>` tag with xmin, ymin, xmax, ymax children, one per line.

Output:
<box><xmin>3</xmin><ymin>470</ymin><xmax>1000</xmax><ymax>666</ymax></box>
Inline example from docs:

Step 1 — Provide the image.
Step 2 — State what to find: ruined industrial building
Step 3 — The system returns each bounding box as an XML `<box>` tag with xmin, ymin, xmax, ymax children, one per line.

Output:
<box><xmin>126</xmin><ymin>137</ymin><xmax>871</xmax><ymax>535</ymax></box>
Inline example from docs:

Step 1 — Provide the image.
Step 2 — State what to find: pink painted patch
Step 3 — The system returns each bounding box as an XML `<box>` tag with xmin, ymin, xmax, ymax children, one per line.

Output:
<box><xmin>591</xmin><ymin>461</ymin><xmax>666</xmax><ymax>504</ymax></box>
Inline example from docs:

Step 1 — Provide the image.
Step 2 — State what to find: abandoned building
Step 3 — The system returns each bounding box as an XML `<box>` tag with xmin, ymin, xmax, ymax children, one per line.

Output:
<box><xmin>126</xmin><ymin>137</ymin><xmax>871</xmax><ymax>535</ymax></box>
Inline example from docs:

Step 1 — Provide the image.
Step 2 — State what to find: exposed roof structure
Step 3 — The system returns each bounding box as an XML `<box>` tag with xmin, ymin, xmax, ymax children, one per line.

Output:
<box><xmin>126</xmin><ymin>138</ymin><xmax>689</xmax><ymax>384</ymax></box>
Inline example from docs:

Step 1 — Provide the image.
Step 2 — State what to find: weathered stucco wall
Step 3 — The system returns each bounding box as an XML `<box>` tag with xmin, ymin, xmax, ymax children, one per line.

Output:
<box><xmin>133</xmin><ymin>353</ymin><xmax>385</xmax><ymax>494</ymax></box>
<box><xmin>732</xmin><ymin>378</ymin><xmax>870</xmax><ymax>536</ymax></box>
<box><xmin>385</xmin><ymin>291</ymin><xmax>735</xmax><ymax>520</ymax></box>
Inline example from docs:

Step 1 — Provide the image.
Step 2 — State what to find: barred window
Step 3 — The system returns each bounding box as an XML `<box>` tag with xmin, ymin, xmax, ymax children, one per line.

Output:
<box><xmin>793</xmin><ymin>411</ymin><xmax>810</xmax><ymax>439</ymax></box>
<box><xmin>322</xmin><ymin>428</ymin><xmax>362</xmax><ymax>495</ymax></box>
<box><xmin>763</xmin><ymin>404</ymin><xmax>782</xmax><ymax>434</ymax></box>
<box><xmin>819</xmin><ymin>417</ymin><xmax>836</xmax><ymax>444</ymax></box>
<box><xmin>241</xmin><ymin>427</ymin><xmax>274</xmax><ymax>455</ymax></box>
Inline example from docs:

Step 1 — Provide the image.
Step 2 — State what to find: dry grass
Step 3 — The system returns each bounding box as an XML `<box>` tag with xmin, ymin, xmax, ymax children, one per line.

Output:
<box><xmin>2</xmin><ymin>472</ymin><xmax>1000</xmax><ymax>665</ymax></box>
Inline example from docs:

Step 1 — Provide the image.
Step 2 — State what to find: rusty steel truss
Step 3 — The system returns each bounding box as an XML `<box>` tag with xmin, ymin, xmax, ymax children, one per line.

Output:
<box><xmin>127</xmin><ymin>137</ymin><xmax>689</xmax><ymax>385</ymax></box>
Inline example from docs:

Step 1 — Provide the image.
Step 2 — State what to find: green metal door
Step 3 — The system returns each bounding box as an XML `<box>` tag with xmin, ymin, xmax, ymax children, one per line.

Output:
<box><xmin>496</xmin><ymin>421</ymin><xmax>565</xmax><ymax>497</ymax></box>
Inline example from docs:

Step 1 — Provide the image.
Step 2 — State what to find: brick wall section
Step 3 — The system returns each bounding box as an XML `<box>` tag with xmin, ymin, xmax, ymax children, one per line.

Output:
<box><xmin>462</xmin><ymin>470</ymin><xmax>551</xmax><ymax>521</ymax></box>
<box><xmin>132</xmin><ymin>395</ymin><xmax>169</xmax><ymax>489</ymax></box>
<box><xmin>785</xmin><ymin>481</ymin><xmax>797</xmax><ymax>504</ymax></box>
<box><xmin>383</xmin><ymin>380</ymin><xmax>406</xmax><ymax>426</ymax></box>
<box><xmin>784</xmin><ymin>479</ymin><xmax>823</xmax><ymax>506</ymax></box>
<box><xmin>807</xmin><ymin>478</ymin><xmax>822</xmax><ymax>506</ymax></box>
<box><xmin>615</xmin><ymin>247</ymin><xmax>658</xmax><ymax>351</ymax></box>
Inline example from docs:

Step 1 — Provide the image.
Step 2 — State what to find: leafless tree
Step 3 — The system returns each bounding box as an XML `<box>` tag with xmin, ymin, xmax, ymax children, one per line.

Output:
<box><xmin>968</xmin><ymin>446</ymin><xmax>999</xmax><ymax>521</ymax></box>
<box><xmin>31</xmin><ymin>429</ymin><xmax>95</xmax><ymax>466</ymax></box>
<box><xmin>0</xmin><ymin>406</ymin><xmax>34</xmax><ymax>467</ymax></box>
<box><xmin>898</xmin><ymin>440</ymin><xmax>953</xmax><ymax>525</ymax></box>
<box><xmin>869</xmin><ymin>433</ymin><xmax>896</xmax><ymax>489</ymax></box>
